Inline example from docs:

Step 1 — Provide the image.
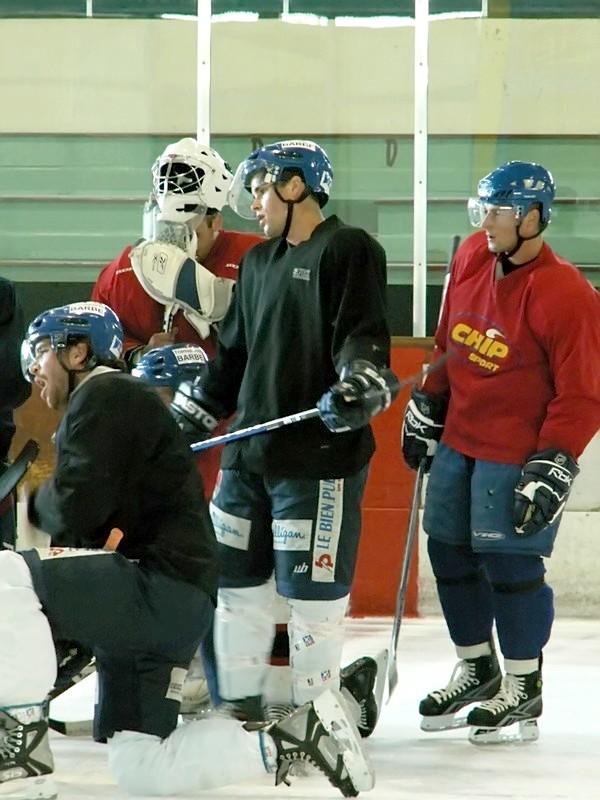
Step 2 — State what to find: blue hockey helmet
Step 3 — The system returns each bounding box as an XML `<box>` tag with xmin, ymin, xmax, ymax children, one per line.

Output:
<box><xmin>22</xmin><ymin>302</ymin><xmax>123</xmax><ymax>380</ymax></box>
<box><xmin>468</xmin><ymin>161</ymin><xmax>555</xmax><ymax>229</ymax></box>
<box><xmin>132</xmin><ymin>343</ymin><xmax>209</xmax><ymax>391</ymax></box>
<box><xmin>229</xmin><ymin>140</ymin><xmax>334</xmax><ymax>219</ymax></box>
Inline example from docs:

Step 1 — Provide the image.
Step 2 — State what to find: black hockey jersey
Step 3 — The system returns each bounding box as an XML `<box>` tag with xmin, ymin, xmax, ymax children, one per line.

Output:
<box><xmin>30</xmin><ymin>370</ymin><xmax>217</xmax><ymax>596</ymax></box>
<box><xmin>201</xmin><ymin>216</ymin><xmax>390</xmax><ymax>477</ymax></box>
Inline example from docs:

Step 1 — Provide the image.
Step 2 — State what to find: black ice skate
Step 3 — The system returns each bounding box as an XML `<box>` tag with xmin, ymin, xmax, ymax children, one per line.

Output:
<box><xmin>467</xmin><ymin>670</ymin><xmax>543</xmax><ymax>745</ymax></box>
<box><xmin>0</xmin><ymin>706</ymin><xmax>56</xmax><ymax>800</ymax></box>
<box><xmin>419</xmin><ymin>650</ymin><xmax>502</xmax><ymax>731</ymax></box>
<box><xmin>261</xmin><ymin>688</ymin><xmax>374</xmax><ymax>797</ymax></box>
<box><xmin>340</xmin><ymin>649</ymin><xmax>388</xmax><ymax>738</ymax></box>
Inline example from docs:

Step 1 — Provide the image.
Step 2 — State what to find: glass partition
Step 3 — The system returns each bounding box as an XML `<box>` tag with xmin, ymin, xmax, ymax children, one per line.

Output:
<box><xmin>0</xmin><ymin>2</ymin><xmax>598</xmax><ymax>332</ymax></box>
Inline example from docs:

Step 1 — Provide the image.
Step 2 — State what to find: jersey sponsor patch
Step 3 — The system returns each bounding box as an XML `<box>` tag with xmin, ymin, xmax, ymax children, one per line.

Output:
<box><xmin>312</xmin><ymin>478</ymin><xmax>343</xmax><ymax>583</ymax></box>
<box><xmin>292</xmin><ymin>267</ymin><xmax>311</xmax><ymax>282</ymax></box>
<box><xmin>272</xmin><ymin>519</ymin><xmax>311</xmax><ymax>551</ymax></box>
<box><xmin>165</xmin><ymin>667</ymin><xmax>188</xmax><ymax>702</ymax></box>
<box><xmin>209</xmin><ymin>503</ymin><xmax>251</xmax><ymax>551</ymax></box>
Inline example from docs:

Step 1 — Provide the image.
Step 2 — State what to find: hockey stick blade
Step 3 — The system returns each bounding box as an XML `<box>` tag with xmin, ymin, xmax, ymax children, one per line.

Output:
<box><xmin>387</xmin><ymin>461</ymin><xmax>425</xmax><ymax>701</ymax></box>
<box><xmin>48</xmin><ymin>717</ymin><xmax>93</xmax><ymax>737</ymax></box>
<box><xmin>0</xmin><ymin>439</ymin><xmax>40</xmax><ymax>504</ymax></box>
<box><xmin>191</xmin><ymin>357</ymin><xmax>448</xmax><ymax>453</ymax></box>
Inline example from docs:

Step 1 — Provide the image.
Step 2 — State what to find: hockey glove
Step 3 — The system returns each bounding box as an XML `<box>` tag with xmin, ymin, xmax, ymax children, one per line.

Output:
<box><xmin>170</xmin><ymin>379</ymin><xmax>224</xmax><ymax>446</ymax></box>
<box><xmin>401</xmin><ymin>387</ymin><xmax>447</xmax><ymax>472</ymax></box>
<box><xmin>317</xmin><ymin>360</ymin><xmax>400</xmax><ymax>433</ymax></box>
<box><xmin>513</xmin><ymin>448</ymin><xmax>579</xmax><ymax>537</ymax></box>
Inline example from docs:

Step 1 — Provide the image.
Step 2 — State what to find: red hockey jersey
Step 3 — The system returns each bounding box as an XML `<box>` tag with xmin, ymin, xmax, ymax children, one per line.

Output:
<box><xmin>424</xmin><ymin>231</ymin><xmax>600</xmax><ymax>463</ymax></box>
<box><xmin>92</xmin><ymin>229</ymin><xmax>263</xmax><ymax>496</ymax></box>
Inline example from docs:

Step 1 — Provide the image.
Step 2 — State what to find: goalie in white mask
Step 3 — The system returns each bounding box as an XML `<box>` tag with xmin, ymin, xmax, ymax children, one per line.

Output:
<box><xmin>92</xmin><ymin>138</ymin><xmax>262</xmax><ymax>501</ymax></box>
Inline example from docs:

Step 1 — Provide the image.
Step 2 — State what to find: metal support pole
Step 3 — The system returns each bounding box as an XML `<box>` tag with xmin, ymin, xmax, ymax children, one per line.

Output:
<box><xmin>412</xmin><ymin>0</ymin><xmax>429</xmax><ymax>336</ymax></box>
<box><xmin>196</xmin><ymin>0</ymin><xmax>212</xmax><ymax>143</ymax></box>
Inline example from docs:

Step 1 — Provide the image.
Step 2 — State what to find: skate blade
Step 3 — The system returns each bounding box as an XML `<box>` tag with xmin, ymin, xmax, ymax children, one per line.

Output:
<box><xmin>469</xmin><ymin>718</ymin><xmax>539</xmax><ymax>746</ymax></box>
<box><xmin>313</xmin><ymin>689</ymin><xmax>375</xmax><ymax>793</ymax></box>
<box><xmin>420</xmin><ymin>712</ymin><xmax>469</xmax><ymax>732</ymax></box>
<box><xmin>0</xmin><ymin>774</ymin><xmax>57</xmax><ymax>799</ymax></box>
<box><xmin>372</xmin><ymin>649</ymin><xmax>389</xmax><ymax>721</ymax></box>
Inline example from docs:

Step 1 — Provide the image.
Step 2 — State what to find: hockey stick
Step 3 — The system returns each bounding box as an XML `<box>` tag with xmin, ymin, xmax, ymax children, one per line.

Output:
<box><xmin>387</xmin><ymin>461</ymin><xmax>425</xmax><ymax>700</ymax></box>
<box><xmin>48</xmin><ymin>659</ymin><xmax>96</xmax><ymax>737</ymax></box>
<box><xmin>0</xmin><ymin>439</ymin><xmax>40</xmax><ymax>504</ymax></box>
<box><xmin>386</xmin><ymin>235</ymin><xmax>460</xmax><ymax>699</ymax></box>
<box><xmin>190</xmin><ymin>358</ymin><xmax>449</xmax><ymax>454</ymax></box>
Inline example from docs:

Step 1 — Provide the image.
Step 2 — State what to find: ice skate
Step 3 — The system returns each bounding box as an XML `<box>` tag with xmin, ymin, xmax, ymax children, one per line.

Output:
<box><xmin>0</xmin><ymin>706</ymin><xmax>56</xmax><ymax>800</ymax></box>
<box><xmin>340</xmin><ymin>650</ymin><xmax>388</xmax><ymax>738</ymax></box>
<box><xmin>467</xmin><ymin>670</ymin><xmax>542</xmax><ymax>745</ymax></box>
<box><xmin>260</xmin><ymin>688</ymin><xmax>374</xmax><ymax>797</ymax></box>
<box><xmin>419</xmin><ymin>650</ymin><xmax>502</xmax><ymax>731</ymax></box>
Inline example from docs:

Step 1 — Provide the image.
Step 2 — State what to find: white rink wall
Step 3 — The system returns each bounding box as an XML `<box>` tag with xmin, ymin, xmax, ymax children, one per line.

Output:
<box><xmin>418</xmin><ymin>432</ymin><xmax>600</xmax><ymax>618</ymax></box>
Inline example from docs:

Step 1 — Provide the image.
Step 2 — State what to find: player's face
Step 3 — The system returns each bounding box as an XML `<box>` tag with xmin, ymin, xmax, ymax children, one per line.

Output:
<box><xmin>155</xmin><ymin>386</ymin><xmax>174</xmax><ymax>407</ymax></box>
<box><xmin>194</xmin><ymin>212</ymin><xmax>222</xmax><ymax>262</ymax></box>
<box><xmin>480</xmin><ymin>204</ymin><xmax>520</xmax><ymax>253</ymax></box>
<box><xmin>29</xmin><ymin>339</ymin><xmax>69</xmax><ymax>410</ymax></box>
<box><xmin>249</xmin><ymin>175</ymin><xmax>286</xmax><ymax>238</ymax></box>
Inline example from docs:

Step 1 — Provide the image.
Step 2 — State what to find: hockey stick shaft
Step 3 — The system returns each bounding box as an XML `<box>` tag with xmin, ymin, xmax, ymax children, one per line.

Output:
<box><xmin>387</xmin><ymin>461</ymin><xmax>425</xmax><ymax>699</ymax></box>
<box><xmin>190</xmin><ymin>359</ymin><xmax>448</xmax><ymax>454</ymax></box>
<box><xmin>0</xmin><ymin>439</ymin><xmax>40</xmax><ymax>504</ymax></box>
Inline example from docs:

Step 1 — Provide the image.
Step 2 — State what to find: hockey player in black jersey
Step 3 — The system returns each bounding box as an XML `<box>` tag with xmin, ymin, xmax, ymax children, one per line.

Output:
<box><xmin>0</xmin><ymin>302</ymin><xmax>373</xmax><ymax>798</ymax></box>
<box><xmin>171</xmin><ymin>141</ymin><xmax>397</xmax><ymax>732</ymax></box>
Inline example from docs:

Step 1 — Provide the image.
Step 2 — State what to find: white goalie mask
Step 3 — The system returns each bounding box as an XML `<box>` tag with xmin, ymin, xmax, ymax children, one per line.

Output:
<box><xmin>151</xmin><ymin>138</ymin><xmax>234</xmax><ymax>226</ymax></box>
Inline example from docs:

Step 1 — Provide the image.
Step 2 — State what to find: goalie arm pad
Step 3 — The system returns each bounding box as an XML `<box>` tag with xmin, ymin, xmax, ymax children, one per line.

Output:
<box><xmin>170</xmin><ymin>379</ymin><xmax>227</xmax><ymax>445</ymax></box>
<box><xmin>401</xmin><ymin>387</ymin><xmax>448</xmax><ymax>472</ymax></box>
<box><xmin>129</xmin><ymin>240</ymin><xmax>235</xmax><ymax>339</ymax></box>
<box><xmin>317</xmin><ymin>360</ymin><xmax>400</xmax><ymax>433</ymax></box>
<box><xmin>513</xmin><ymin>448</ymin><xmax>579</xmax><ymax>537</ymax></box>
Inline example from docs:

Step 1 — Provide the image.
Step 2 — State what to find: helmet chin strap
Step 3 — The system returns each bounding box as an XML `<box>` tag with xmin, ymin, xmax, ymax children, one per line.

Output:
<box><xmin>57</xmin><ymin>349</ymin><xmax>94</xmax><ymax>397</ymax></box>
<box><xmin>504</xmin><ymin>218</ymin><xmax>547</xmax><ymax>259</ymax></box>
<box><xmin>274</xmin><ymin>185</ymin><xmax>310</xmax><ymax>240</ymax></box>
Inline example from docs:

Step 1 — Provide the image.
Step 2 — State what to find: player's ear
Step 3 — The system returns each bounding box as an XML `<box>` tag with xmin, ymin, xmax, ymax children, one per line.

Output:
<box><xmin>68</xmin><ymin>340</ymin><xmax>90</xmax><ymax>369</ymax></box>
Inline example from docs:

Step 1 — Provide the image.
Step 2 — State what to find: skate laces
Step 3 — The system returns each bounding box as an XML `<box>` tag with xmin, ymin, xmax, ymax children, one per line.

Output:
<box><xmin>265</xmin><ymin>703</ymin><xmax>297</xmax><ymax>722</ymax></box>
<box><xmin>429</xmin><ymin>659</ymin><xmax>479</xmax><ymax>705</ymax></box>
<box><xmin>0</xmin><ymin>724</ymin><xmax>23</xmax><ymax>759</ymax></box>
<box><xmin>476</xmin><ymin>674</ymin><xmax>527</xmax><ymax>714</ymax></box>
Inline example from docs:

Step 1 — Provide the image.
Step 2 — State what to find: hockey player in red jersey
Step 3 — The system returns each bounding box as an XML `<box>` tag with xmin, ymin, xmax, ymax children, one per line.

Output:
<box><xmin>402</xmin><ymin>161</ymin><xmax>600</xmax><ymax>744</ymax></box>
<box><xmin>92</xmin><ymin>138</ymin><xmax>262</xmax><ymax>498</ymax></box>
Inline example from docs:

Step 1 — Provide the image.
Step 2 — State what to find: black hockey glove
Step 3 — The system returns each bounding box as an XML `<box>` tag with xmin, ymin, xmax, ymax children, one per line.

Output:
<box><xmin>401</xmin><ymin>387</ymin><xmax>447</xmax><ymax>472</ymax></box>
<box><xmin>317</xmin><ymin>360</ymin><xmax>400</xmax><ymax>433</ymax></box>
<box><xmin>170</xmin><ymin>379</ymin><xmax>223</xmax><ymax>446</ymax></box>
<box><xmin>513</xmin><ymin>448</ymin><xmax>579</xmax><ymax>537</ymax></box>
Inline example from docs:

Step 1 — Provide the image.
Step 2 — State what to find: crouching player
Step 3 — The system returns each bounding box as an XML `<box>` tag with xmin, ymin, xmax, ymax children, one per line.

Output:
<box><xmin>0</xmin><ymin>303</ymin><xmax>373</xmax><ymax>799</ymax></box>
